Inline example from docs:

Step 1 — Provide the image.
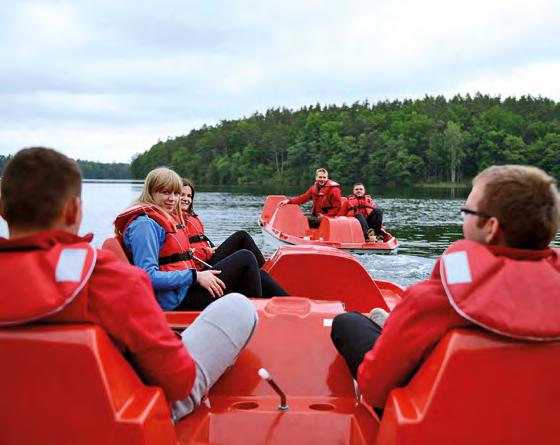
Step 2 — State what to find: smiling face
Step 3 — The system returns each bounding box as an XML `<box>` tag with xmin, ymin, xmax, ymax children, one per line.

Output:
<box><xmin>181</xmin><ymin>185</ymin><xmax>193</xmax><ymax>212</ymax></box>
<box><xmin>316</xmin><ymin>171</ymin><xmax>328</xmax><ymax>186</ymax></box>
<box><xmin>153</xmin><ymin>188</ymin><xmax>180</xmax><ymax>213</ymax></box>
<box><xmin>353</xmin><ymin>184</ymin><xmax>366</xmax><ymax>197</ymax></box>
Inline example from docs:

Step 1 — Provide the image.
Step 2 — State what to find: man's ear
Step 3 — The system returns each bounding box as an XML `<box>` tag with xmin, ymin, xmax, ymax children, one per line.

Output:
<box><xmin>484</xmin><ymin>216</ymin><xmax>505</xmax><ymax>245</ymax></box>
<box><xmin>63</xmin><ymin>197</ymin><xmax>81</xmax><ymax>226</ymax></box>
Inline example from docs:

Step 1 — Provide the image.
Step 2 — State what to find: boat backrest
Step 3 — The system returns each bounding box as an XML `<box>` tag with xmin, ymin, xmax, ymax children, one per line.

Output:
<box><xmin>0</xmin><ymin>324</ymin><xmax>176</xmax><ymax>445</ymax></box>
<box><xmin>102</xmin><ymin>237</ymin><xmax>130</xmax><ymax>263</ymax></box>
<box><xmin>375</xmin><ymin>328</ymin><xmax>560</xmax><ymax>445</ymax></box>
<box><xmin>259</xmin><ymin>195</ymin><xmax>288</xmax><ymax>225</ymax></box>
<box><xmin>263</xmin><ymin>245</ymin><xmax>389</xmax><ymax>311</ymax></box>
<box><xmin>268</xmin><ymin>203</ymin><xmax>309</xmax><ymax>238</ymax></box>
<box><xmin>315</xmin><ymin>216</ymin><xmax>365</xmax><ymax>243</ymax></box>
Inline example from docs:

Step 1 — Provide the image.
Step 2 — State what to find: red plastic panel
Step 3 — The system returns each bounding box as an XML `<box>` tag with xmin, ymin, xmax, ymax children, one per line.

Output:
<box><xmin>175</xmin><ymin>298</ymin><xmax>380</xmax><ymax>444</ymax></box>
<box><xmin>259</xmin><ymin>195</ymin><xmax>288</xmax><ymax>225</ymax></box>
<box><xmin>101</xmin><ymin>237</ymin><xmax>129</xmax><ymax>263</ymax></box>
<box><xmin>263</xmin><ymin>246</ymin><xmax>391</xmax><ymax>311</ymax></box>
<box><xmin>376</xmin><ymin>328</ymin><xmax>560</xmax><ymax>445</ymax></box>
<box><xmin>316</xmin><ymin>217</ymin><xmax>365</xmax><ymax>243</ymax></box>
<box><xmin>267</xmin><ymin>204</ymin><xmax>309</xmax><ymax>239</ymax></box>
<box><xmin>0</xmin><ymin>325</ymin><xmax>175</xmax><ymax>445</ymax></box>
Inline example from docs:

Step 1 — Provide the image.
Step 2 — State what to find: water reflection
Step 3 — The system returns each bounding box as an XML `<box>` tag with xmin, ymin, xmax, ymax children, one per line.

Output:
<box><xmin>1</xmin><ymin>182</ymin><xmax>558</xmax><ymax>288</ymax></box>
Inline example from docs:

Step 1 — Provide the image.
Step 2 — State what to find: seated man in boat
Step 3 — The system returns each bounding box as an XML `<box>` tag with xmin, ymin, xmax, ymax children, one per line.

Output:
<box><xmin>339</xmin><ymin>183</ymin><xmax>384</xmax><ymax>242</ymax></box>
<box><xmin>278</xmin><ymin>167</ymin><xmax>342</xmax><ymax>227</ymax></box>
<box><xmin>0</xmin><ymin>147</ymin><xmax>258</xmax><ymax>422</ymax></box>
<box><xmin>331</xmin><ymin>164</ymin><xmax>560</xmax><ymax>412</ymax></box>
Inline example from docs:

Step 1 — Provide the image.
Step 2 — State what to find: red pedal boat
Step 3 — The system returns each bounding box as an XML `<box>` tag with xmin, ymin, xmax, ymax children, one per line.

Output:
<box><xmin>259</xmin><ymin>195</ymin><xmax>398</xmax><ymax>253</ymax></box>
<box><xmin>1</xmin><ymin>242</ymin><xmax>558</xmax><ymax>445</ymax></box>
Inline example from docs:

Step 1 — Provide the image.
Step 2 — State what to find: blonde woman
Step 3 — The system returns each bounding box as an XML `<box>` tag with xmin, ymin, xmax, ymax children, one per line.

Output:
<box><xmin>115</xmin><ymin>167</ymin><xmax>287</xmax><ymax>311</ymax></box>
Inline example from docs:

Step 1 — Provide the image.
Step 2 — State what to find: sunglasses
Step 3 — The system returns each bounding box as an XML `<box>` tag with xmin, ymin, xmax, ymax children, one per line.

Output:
<box><xmin>459</xmin><ymin>207</ymin><xmax>492</xmax><ymax>219</ymax></box>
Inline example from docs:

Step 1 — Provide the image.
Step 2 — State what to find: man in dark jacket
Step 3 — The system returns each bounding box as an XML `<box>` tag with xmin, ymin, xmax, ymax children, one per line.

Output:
<box><xmin>339</xmin><ymin>183</ymin><xmax>384</xmax><ymax>241</ymax></box>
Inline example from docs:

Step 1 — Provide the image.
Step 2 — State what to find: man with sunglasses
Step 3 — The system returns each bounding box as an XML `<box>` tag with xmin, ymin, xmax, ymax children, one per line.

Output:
<box><xmin>331</xmin><ymin>164</ymin><xmax>560</xmax><ymax>412</ymax></box>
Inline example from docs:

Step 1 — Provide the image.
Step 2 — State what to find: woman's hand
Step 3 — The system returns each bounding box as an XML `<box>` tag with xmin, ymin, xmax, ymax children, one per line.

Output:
<box><xmin>197</xmin><ymin>269</ymin><xmax>225</xmax><ymax>299</ymax></box>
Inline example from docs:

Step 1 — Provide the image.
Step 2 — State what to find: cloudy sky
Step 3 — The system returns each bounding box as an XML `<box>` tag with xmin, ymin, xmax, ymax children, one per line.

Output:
<box><xmin>1</xmin><ymin>0</ymin><xmax>559</xmax><ymax>162</ymax></box>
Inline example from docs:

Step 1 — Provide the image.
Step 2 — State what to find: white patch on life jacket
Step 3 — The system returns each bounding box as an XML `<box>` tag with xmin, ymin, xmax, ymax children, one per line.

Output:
<box><xmin>443</xmin><ymin>250</ymin><xmax>472</xmax><ymax>284</ymax></box>
<box><xmin>55</xmin><ymin>248</ymin><xmax>87</xmax><ymax>282</ymax></box>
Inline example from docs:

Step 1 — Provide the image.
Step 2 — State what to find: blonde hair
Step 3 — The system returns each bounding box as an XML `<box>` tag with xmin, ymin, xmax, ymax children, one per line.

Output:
<box><xmin>135</xmin><ymin>167</ymin><xmax>184</xmax><ymax>223</ymax></box>
<box><xmin>475</xmin><ymin>165</ymin><xmax>560</xmax><ymax>249</ymax></box>
<box><xmin>316</xmin><ymin>168</ymin><xmax>328</xmax><ymax>176</ymax></box>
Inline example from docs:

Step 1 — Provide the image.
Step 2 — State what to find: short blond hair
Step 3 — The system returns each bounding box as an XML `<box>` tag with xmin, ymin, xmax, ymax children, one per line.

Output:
<box><xmin>475</xmin><ymin>165</ymin><xmax>560</xmax><ymax>249</ymax></box>
<box><xmin>316</xmin><ymin>168</ymin><xmax>328</xmax><ymax>176</ymax></box>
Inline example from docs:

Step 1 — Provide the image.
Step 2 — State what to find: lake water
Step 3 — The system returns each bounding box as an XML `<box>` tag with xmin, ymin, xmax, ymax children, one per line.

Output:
<box><xmin>1</xmin><ymin>181</ymin><xmax>558</xmax><ymax>287</ymax></box>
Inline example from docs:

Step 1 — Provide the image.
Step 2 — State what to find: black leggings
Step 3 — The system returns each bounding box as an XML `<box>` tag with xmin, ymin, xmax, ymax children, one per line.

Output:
<box><xmin>355</xmin><ymin>208</ymin><xmax>384</xmax><ymax>237</ymax></box>
<box><xmin>177</xmin><ymin>249</ymin><xmax>287</xmax><ymax>310</ymax></box>
<box><xmin>330</xmin><ymin>312</ymin><xmax>382</xmax><ymax>378</ymax></box>
<box><xmin>209</xmin><ymin>230</ymin><xmax>266</xmax><ymax>267</ymax></box>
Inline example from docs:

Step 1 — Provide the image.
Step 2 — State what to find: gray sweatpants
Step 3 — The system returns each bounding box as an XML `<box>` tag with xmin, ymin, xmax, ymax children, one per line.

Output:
<box><xmin>171</xmin><ymin>293</ymin><xmax>258</xmax><ymax>421</ymax></box>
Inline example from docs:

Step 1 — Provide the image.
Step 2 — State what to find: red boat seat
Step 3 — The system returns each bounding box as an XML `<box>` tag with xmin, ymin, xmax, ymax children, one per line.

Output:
<box><xmin>263</xmin><ymin>245</ymin><xmax>390</xmax><ymax>311</ymax></box>
<box><xmin>267</xmin><ymin>203</ymin><xmax>309</xmax><ymax>239</ymax></box>
<box><xmin>102</xmin><ymin>237</ymin><xmax>129</xmax><ymax>263</ymax></box>
<box><xmin>375</xmin><ymin>328</ymin><xmax>560</xmax><ymax>445</ymax></box>
<box><xmin>259</xmin><ymin>195</ymin><xmax>288</xmax><ymax>225</ymax></box>
<box><xmin>316</xmin><ymin>216</ymin><xmax>365</xmax><ymax>243</ymax></box>
<box><xmin>176</xmin><ymin>298</ymin><xmax>380</xmax><ymax>445</ymax></box>
<box><xmin>0</xmin><ymin>324</ymin><xmax>176</xmax><ymax>445</ymax></box>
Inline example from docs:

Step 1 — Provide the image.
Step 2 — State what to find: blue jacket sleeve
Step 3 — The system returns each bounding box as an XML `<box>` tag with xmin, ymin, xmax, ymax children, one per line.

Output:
<box><xmin>124</xmin><ymin>216</ymin><xmax>196</xmax><ymax>291</ymax></box>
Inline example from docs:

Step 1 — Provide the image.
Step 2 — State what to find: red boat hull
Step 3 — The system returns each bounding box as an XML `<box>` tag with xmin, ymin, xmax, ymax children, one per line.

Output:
<box><xmin>2</xmin><ymin>241</ymin><xmax>559</xmax><ymax>444</ymax></box>
<box><xmin>259</xmin><ymin>196</ymin><xmax>398</xmax><ymax>253</ymax></box>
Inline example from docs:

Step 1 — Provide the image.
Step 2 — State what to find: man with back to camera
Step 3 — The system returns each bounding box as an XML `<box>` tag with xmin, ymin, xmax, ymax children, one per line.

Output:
<box><xmin>0</xmin><ymin>147</ymin><xmax>258</xmax><ymax>422</ymax></box>
<box><xmin>331</xmin><ymin>164</ymin><xmax>560</xmax><ymax>411</ymax></box>
<box><xmin>338</xmin><ymin>182</ymin><xmax>384</xmax><ymax>242</ymax></box>
<box><xmin>278</xmin><ymin>167</ymin><xmax>342</xmax><ymax>227</ymax></box>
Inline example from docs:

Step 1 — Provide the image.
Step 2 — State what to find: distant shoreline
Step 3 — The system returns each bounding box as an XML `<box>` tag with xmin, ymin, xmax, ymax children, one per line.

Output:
<box><xmin>417</xmin><ymin>182</ymin><xmax>471</xmax><ymax>189</ymax></box>
<box><xmin>83</xmin><ymin>179</ymin><xmax>142</xmax><ymax>183</ymax></box>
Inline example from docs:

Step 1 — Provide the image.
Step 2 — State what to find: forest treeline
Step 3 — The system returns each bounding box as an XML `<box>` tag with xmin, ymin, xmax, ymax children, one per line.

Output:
<box><xmin>76</xmin><ymin>160</ymin><xmax>131</xmax><ymax>179</ymax></box>
<box><xmin>131</xmin><ymin>94</ymin><xmax>560</xmax><ymax>186</ymax></box>
<box><xmin>0</xmin><ymin>155</ymin><xmax>131</xmax><ymax>180</ymax></box>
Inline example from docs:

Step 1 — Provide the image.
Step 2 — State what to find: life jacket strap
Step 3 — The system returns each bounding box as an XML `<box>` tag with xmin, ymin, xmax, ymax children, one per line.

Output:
<box><xmin>348</xmin><ymin>205</ymin><xmax>375</xmax><ymax>211</ymax></box>
<box><xmin>159</xmin><ymin>251</ymin><xmax>194</xmax><ymax>266</ymax></box>
<box><xmin>188</xmin><ymin>234</ymin><xmax>214</xmax><ymax>247</ymax></box>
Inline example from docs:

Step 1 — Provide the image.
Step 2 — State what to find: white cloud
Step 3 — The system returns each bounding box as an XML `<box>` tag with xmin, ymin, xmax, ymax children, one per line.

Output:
<box><xmin>0</xmin><ymin>119</ymin><xmax>210</xmax><ymax>163</ymax></box>
<box><xmin>0</xmin><ymin>0</ymin><xmax>559</xmax><ymax>162</ymax></box>
<box><xmin>452</xmin><ymin>60</ymin><xmax>560</xmax><ymax>99</ymax></box>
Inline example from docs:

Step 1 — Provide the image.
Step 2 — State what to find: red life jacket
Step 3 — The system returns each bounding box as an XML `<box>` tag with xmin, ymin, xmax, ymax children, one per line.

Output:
<box><xmin>0</xmin><ymin>232</ymin><xmax>96</xmax><ymax>326</ymax></box>
<box><xmin>311</xmin><ymin>179</ymin><xmax>341</xmax><ymax>216</ymax></box>
<box><xmin>114</xmin><ymin>204</ymin><xmax>196</xmax><ymax>271</ymax></box>
<box><xmin>345</xmin><ymin>194</ymin><xmax>376</xmax><ymax>217</ymax></box>
<box><xmin>184</xmin><ymin>213</ymin><xmax>215</xmax><ymax>271</ymax></box>
<box><xmin>440</xmin><ymin>239</ymin><xmax>560</xmax><ymax>340</ymax></box>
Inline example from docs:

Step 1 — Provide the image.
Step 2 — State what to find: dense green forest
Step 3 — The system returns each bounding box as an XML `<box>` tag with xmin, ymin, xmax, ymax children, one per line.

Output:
<box><xmin>131</xmin><ymin>94</ymin><xmax>560</xmax><ymax>186</ymax></box>
<box><xmin>76</xmin><ymin>160</ymin><xmax>131</xmax><ymax>179</ymax></box>
<box><xmin>0</xmin><ymin>155</ymin><xmax>131</xmax><ymax>179</ymax></box>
